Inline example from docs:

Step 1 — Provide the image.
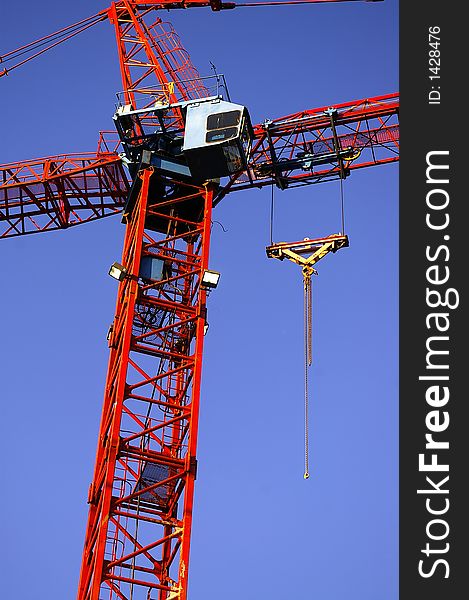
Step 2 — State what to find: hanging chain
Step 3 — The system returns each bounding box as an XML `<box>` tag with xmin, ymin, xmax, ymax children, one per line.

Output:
<box><xmin>306</xmin><ymin>273</ymin><xmax>312</xmax><ymax>367</ymax></box>
<box><xmin>303</xmin><ymin>269</ymin><xmax>313</xmax><ymax>479</ymax></box>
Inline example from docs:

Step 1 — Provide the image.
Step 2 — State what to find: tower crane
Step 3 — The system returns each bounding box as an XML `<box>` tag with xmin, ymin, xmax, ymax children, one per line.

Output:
<box><xmin>0</xmin><ymin>2</ymin><xmax>399</xmax><ymax>599</ymax></box>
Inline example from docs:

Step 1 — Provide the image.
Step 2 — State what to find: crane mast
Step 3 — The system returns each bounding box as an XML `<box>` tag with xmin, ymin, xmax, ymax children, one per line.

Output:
<box><xmin>79</xmin><ymin>172</ymin><xmax>214</xmax><ymax>599</ymax></box>
<box><xmin>78</xmin><ymin>6</ymin><xmax>218</xmax><ymax>597</ymax></box>
<box><xmin>0</xmin><ymin>2</ymin><xmax>397</xmax><ymax>599</ymax></box>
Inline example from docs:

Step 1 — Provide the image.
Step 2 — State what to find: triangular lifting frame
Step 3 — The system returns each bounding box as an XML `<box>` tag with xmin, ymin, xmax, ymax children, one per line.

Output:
<box><xmin>266</xmin><ymin>233</ymin><xmax>349</xmax><ymax>276</ymax></box>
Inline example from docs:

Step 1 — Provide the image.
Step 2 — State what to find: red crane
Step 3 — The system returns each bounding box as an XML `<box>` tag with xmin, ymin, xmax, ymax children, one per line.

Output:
<box><xmin>0</xmin><ymin>2</ymin><xmax>398</xmax><ymax>599</ymax></box>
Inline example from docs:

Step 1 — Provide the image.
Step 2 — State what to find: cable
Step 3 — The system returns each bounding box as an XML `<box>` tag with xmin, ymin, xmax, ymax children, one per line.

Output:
<box><xmin>269</xmin><ymin>182</ymin><xmax>275</xmax><ymax>245</ymax></box>
<box><xmin>212</xmin><ymin>220</ymin><xmax>227</xmax><ymax>232</ymax></box>
<box><xmin>236</xmin><ymin>1</ymin><xmax>375</xmax><ymax>7</ymax></box>
<box><xmin>339</xmin><ymin>176</ymin><xmax>346</xmax><ymax>234</ymax></box>
<box><xmin>1</xmin><ymin>13</ymin><xmax>105</xmax><ymax>62</ymax></box>
<box><xmin>0</xmin><ymin>11</ymin><xmax>106</xmax><ymax>77</ymax></box>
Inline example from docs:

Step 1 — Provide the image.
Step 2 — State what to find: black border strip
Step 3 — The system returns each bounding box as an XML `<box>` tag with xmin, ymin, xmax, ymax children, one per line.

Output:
<box><xmin>400</xmin><ymin>2</ymin><xmax>466</xmax><ymax>597</ymax></box>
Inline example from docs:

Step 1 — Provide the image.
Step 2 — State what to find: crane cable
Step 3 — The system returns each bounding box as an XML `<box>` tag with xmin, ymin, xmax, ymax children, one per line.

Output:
<box><xmin>0</xmin><ymin>10</ymin><xmax>107</xmax><ymax>77</ymax></box>
<box><xmin>269</xmin><ymin>179</ymin><xmax>313</xmax><ymax>479</ymax></box>
<box><xmin>269</xmin><ymin>181</ymin><xmax>275</xmax><ymax>245</ymax></box>
<box><xmin>340</xmin><ymin>175</ymin><xmax>346</xmax><ymax>234</ymax></box>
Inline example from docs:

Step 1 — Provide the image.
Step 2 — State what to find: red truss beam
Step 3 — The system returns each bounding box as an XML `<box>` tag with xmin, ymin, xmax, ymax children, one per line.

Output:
<box><xmin>78</xmin><ymin>168</ymin><xmax>214</xmax><ymax>600</ymax></box>
<box><xmin>0</xmin><ymin>94</ymin><xmax>399</xmax><ymax>239</ymax></box>
<box><xmin>0</xmin><ymin>153</ymin><xmax>128</xmax><ymax>238</ymax></box>
<box><xmin>216</xmin><ymin>92</ymin><xmax>399</xmax><ymax>200</ymax></box>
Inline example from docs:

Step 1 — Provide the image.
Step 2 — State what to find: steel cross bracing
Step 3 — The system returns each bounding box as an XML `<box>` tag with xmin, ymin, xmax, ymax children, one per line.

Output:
<box><xmin>215</xmin><ymin>92</ymin><xmax>399</xmax><ymax>201</ymax></box>
<box><xmin>0</xmin><ymin>152</ymin><xmax>128</xmax><ymax>238</ymax></box>
<box><xmin>0</xmin><ymin>2</ymin><xmax>397</xmax><ymax>600</ymax></box>
<box><xmin>108</xmin><ymin>1</ymin><xmax>211</xmax><ymax>132</ymax></box>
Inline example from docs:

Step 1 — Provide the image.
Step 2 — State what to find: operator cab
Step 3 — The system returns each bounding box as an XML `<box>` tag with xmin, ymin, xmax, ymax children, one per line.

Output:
<box><xmin>182</xmin><ymin>99</ymin><xmax>253</xmax><ymax>180</ymax></box>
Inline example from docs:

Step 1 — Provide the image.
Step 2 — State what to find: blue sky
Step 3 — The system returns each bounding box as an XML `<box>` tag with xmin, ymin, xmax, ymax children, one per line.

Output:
<box><xmin>0</xmin><ymin>1</ymin><xmax>398</xmax><ymax>598</ymax></box>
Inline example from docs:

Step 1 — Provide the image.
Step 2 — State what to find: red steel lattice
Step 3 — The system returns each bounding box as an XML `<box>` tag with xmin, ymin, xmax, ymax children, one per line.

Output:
<box><xmin>217</xmin><ymin>92</ymin><xmax>400</xmax><ymax>198</ymax></box>
<box><xmin>78</xmin><ymin>167</ymin><xmax>214</xmax><ymax>600</ymax></box>
<box><xmin>0</xmin><ymin>153</ymin><xmax>127</xmax><ymax>238</ymax></box>
<box><xmin>0</xmin><ymin>94</ymin><xmax>399</xmax><ymax>238</ymax></box>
